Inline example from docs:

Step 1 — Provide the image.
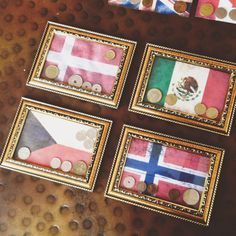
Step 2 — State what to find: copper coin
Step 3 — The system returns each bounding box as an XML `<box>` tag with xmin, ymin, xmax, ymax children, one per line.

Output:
<box><xmin>229</xmin><ymin>9</ymin><xmax>236</xmax><ymax>21</ymax></box>
<box><xmin>168</xmin><ymin>189</ymin><xmax>180</xmax><ymax>201</ymax></box>
<box><xmin>174</xmin><ymin>1</ymin><xmax>187</xmax><ymax>13</ymax></box>
<box><xmin>194</xmin><ymin>103</ymin><xmax>207</xmax><ymax>115</ymax></box>
<box><xmin>215</xmin><ymin>7</ymin><xmax>227</xmax><ymax>19</ymax></box>
<box><xmin>199</xmin><ymin>3</ymin><xmax>215</xmax><ymax>17</ymax></box>
<box><xmin>206</xmin><ymin>107</ymin><xmax>219</xmax><ymax>119</ymax></box>
<box><xmin>165</xmin><ymin>94</ymin><xmax>178</xmax><ymax>106</ymax></box>
<box><xmin>137</xmin><ymin>181</ymin><xmax>147</xmax><ymax>193</ymax></box>
<box><xmin>147</xmin><ymin>184</ymin><xmax>158</xmax><ymax>195</ymax></box>
<box><xmin>142</xmin><ymin>0</ymin><xmax>153</xmax><ymax>8</ymax></box>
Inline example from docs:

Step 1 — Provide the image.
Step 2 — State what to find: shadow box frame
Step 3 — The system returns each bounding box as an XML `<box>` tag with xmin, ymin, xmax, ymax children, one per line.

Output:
<box><xmin>0</xmin><ymin>97</ymin><xmax>112</xmax><ymax>192</ymax></box>
<box><xmin>105</xmin><ymin>125</ymin><xmax>225</xmax><ymax>226</ymax></box>
<box><xmin>26</xmin><ymin>21</ymin><xmax>137</xmax><ymax>109</ymax></box>
<box><xmin>129</xmin><ymin>44</ymin><xmax>236</xmax><ymax>136</ymax></box>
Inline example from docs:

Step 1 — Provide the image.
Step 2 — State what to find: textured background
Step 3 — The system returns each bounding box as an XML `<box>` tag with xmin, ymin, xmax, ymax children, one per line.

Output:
<box><xmin>0</xmin><ymin>0</ymin><xmax>236</xmax><ymax>235</ymax></box>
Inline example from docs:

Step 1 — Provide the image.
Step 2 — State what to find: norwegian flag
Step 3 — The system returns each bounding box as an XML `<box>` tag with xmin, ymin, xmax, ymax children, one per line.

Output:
<box><xmin>120</xmin><ymin>138</ymin><xmax>210</xmax><ymax>206</ymax></box>
<box><xmin>42</xmin><ymin>31</ymin><xmax>124</xmax><ymax>95</ymax></box>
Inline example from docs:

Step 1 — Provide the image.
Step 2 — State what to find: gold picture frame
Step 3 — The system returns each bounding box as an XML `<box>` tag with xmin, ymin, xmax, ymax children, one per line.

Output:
<box><xmin>129</xmin><ymin>44</ymin><xmax>236</xmax><ymax>135</ymax></box>
<box><xmin>0</xmin><ymin>98</ymin><xmax>112</xmax><ymax>191</ymax></box>
<box><xmin>105</xmin><ymin>125</ymin><xmax>224</xmax><ymax>226</ymax></box>
<box><xmin>27</xmin><ymin>21</ymin><xmax>136</xmax><ymax>109</ymax></box>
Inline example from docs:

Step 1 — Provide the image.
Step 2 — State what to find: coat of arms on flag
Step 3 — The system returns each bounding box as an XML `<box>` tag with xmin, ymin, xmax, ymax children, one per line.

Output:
<box><xmin>130</xmin><ymin>44</ymin><xmax>236</xmax><ymax>135</ymax></box>
<box><xmin>105</xmin><ymin>126</ymin><xmax>225</xmax><ymax>225</ymax></box>
<box><xmin>108</xmin><ymin>0</ymin><xmax>194</xmax><ymax>17</ymax></box>
<box><xmin>196</xmin><ymin>0</ymin><xmax>236</xmax><ymax>25</ymax></box>
<box><xmin>0</xmin><ymin>98</ymin><xmax>112</xmax><ymax>191</ymax></box>
<box><xmin>27</xmin><ymin>22</ymin><xmax>136</xmax><ymax>108</ymax></box>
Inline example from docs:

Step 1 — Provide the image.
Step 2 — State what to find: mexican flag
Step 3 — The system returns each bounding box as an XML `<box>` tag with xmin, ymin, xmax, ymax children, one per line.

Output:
<box><xmin>144</xmin><ymin>57</ymin><xmax>230</xmax><ymax>115</ymax></box>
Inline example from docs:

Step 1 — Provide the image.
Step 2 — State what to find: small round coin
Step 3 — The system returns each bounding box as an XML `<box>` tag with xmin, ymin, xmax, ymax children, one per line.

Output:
<box><xmin>123</xmin><ymin>176</ymin><xmax>136</xmax><ymax>189</ymax></box>
<box><xmin>61</xmin><ymin>161</ymin><xmax>72</xmax><ymax>172</ymax></box>
<box><xmin>82</xmin><ymin>81</ymin><xmax>92</xmax><ymax>91</ymax></box>
<box><xmin>142</xmin><ymin>0</ymin><xmax>153</xmax><ymax>8</ymax></box>
<box><xmin>199</xmin><ymin>3</ymin><xmax>215</xmax><ymax>17</ymax></box>
<box><xmin>92</xmin><ymin>84</ymin><xmax>102</xmax><ymax>93</ymax></box>
<box><xmin>68</xmin><ymin>75</ymin><xmax>83</xmax><ymax>87</ymax></box>
<box><xmin>214</xmin><ymin>7</ymin><xmax>227</xmax><ymax>19</ymax></box>
<box><xmin>75</xmin><ymin>130</ymin><xmax>87</xmax><ymax>141</ymax></box>
<box><xmin>229</xmin><ymin>9</ymin><xmax>236</xmax><ymax>21</ymax></box>
<box><xmin>147</xmin><ymin>184</ymin><xmax>158</xmax><ymax>195</ymax></box>
<box><xmin>194</xmin><ymin>103</ymin><xmax>207</xmax><ymax>115</ymax></box>
<box><xmin>137</xmin><ymin>181</ymin><xmax>147</xmax><ymax>193</ymax></box>
<box><xmin>165</xmin><ymin>94</ymin><xmax>178</xmax><ymax>106</ymax></box>
<box><xmin>18</xmin><ymin>147</ymin><xmax>31</xmax><ymax>160</ymax></box>
<box><xmin>147</xmin><ymin>88</ymin><xmax>162</xmax><ymax>103</ymax></box>
<box><xmin>50</xmin><ymin>157</ymin><xmax>61</xmax><ymax>169</ymax></box>
<box><xmin>45</xmin><ymin>65</ymin><xmax>59</xmax><ymax>79</ymax></box>
<box><xmin>168</xmin><ymin>189</ymin><xmax>180</xmax><ymax>201</ymax></box>
<box><xmin>83</xmin><ymin>139</ymin><xmax>94</xmax><ymax>150</ymax></box>
<box><xmin>73</xmin><ymin>161</ymin><xmax>88</xmax><ymax>176</ymax></box>
<box><xmin>105</xmin><ymin>49</ymin><xmax>116</xmax><ymax>60</ymax></box>
<box><xmin>174</xmin><ymin>1</ymin><xmax>187</xmax><ymax>13</ymax></box>
<box><xmin>86</xmin><ymin>128</ymin><xmax>97</xmax><ymax>140</ymax></box>
<box><xmin>183</xmin><ymin>188</ymin><xmax>200</xmax><ymax>206</ymax></box>
<box><xmin>206</xmin><ymin>107</ymin><xmax>219</xmax><ymax>119</ymax></box>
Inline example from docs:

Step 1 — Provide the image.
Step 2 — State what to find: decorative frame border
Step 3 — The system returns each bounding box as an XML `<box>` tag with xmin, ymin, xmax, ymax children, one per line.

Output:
<box><xmin>129</xmin><ymin>44</ymin><xmax>236</xmax><ymax>136</ymax></box>
<box><xmin>26</xmin><ymin>21</ymin><xmax>137</xmax><ymax>109</ymax></box>
<box><xmin>105</xmin><ymin>125</ymin><xmax>224</xmax><ymax>226</ymax></box>
<box><xmin>0</xmin><ymin>98</ymin><xmax>112</xmax><ymax>192</ymax></box>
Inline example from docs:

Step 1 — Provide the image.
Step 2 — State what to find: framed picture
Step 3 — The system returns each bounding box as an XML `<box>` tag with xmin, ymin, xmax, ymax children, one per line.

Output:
<box><xmin>129</xmin><ymin>44</ymin><xmax>236</xmax><ymax>135</ymax></box>
<box><xmin>27</xmin><ymin>21</ymin><xmax>136</xmax><ymax>108</ymax></box>
<box><xmin>105</xmin><ymin>125</ymin><xmax>224</xmax><ymax>226</ymax></box>
<box><xmin>0</xmin><ymin>98</ymin><xmax>112</xmax><ymax>191</ymax></box>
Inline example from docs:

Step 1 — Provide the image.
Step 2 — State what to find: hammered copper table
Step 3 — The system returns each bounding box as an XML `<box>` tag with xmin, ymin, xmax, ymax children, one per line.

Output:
<box><xmin>0</xmin><ymin>0</ymin><xmax>236</xmax><ymax>235</ymax></box>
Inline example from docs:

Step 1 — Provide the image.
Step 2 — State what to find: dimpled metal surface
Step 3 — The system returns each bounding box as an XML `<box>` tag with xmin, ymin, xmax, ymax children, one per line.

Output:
<box><xmin>0</xmin><ymin>0</ymin><xmax>236</xmax><ymax>235</ymax></box>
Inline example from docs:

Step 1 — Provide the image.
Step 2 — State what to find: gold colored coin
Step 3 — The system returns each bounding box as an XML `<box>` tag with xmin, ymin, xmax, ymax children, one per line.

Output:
<box><xmin>73</xmin><ymin>161</ymin><xmax>88</xmax><ymax>176</ymax></box>
<box><xmin>183</xmin><ymin>189</ymin><xmax>200</xmax><ymax>206</ymax></box>
<box><xmin>199</xmin><ymin>3</ymin><xmax>215</xmax><ymax>17</ymax></box>
<box><xmin>194</xmin><ymin>103</ymin><xmax>207</xmax><ymax>115</ymax></box>
<box><xmin>105</xmin><ymin>49</ymin><xmax>116</xmax><ymax>60</ymax></box>
<box><xmin>45</xmin><ymin>65</ymin><xmax>59</xmax><ymax>79</ymax></box>
<box><xmin>147</xmin><ymin>184</ymin><xmax>158</xmax><ymax>195</ymax></box>
<box><xmin>165</xmin><ymin>94</ymin><xmax>177</xmax><ymax>106</ymax></box>
<box><xmin>229</xmin><ymin>9</ymin><xmax>236</xmax><ymax>21</ymax></box>
<box><xmin>147</xmin><ymin>88</ymin><xmax>162</xmax><ymax>103</ymax></box>
<box><xmin>142</xmin><ymin>0</ymin><xmax>153</xmax><ymax>8</ymax></box>
<box><xmin>137</xmin><ymin>181</ymin><xmax>147</xmax><ymax>193</ymax></box>
<box><xmin>215</xmin><ymin>7</ymin><xmax>227</xmax><ymax>19</ymax></box>
<box><xmin>206</xmin><ymin>107</ymin><xmax>219</xmax><ymax>119</ymax></box>
<box><xmin>174</xmin><ymin>1</ymin><xmax>187</xmax><ymax>14</ymax></box>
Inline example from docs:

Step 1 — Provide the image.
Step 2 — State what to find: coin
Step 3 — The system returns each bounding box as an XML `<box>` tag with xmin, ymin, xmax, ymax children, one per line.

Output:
<box><xmin>73</xmin><ymin>161</ymin><xmax>88</xmax><ymax>176</ymax></box>
<box><xmin>214</xmin><ymin>7</ymin><xmax>227</xmax><ymax>19</ymax></box>
<box><xmin>82</xmin><ymin>81</ymin><xmax>92</xmax><ymax>91</ymax></box>
<box><xmin>75</xmin><ymin>130</ymin><xmax>86</xmax><ymax>141</ymax></box>
<box><xmin>50</xmin><ymin>157</ymin><xmax>61</xmax><ymax>169</ymax></box>
<box><xmin>183</xmin><ymin>189</ymin><xmax>200</xmax><ymax>206</ymax></box>
<box><xmin>105</xmin><ymin>49</ymin><xmax>116</xmax><ymax>60</ymax></box>
<box><xmin>61</xmin><ymin>161</ymin><xmax>72</xmax><ymax>172</ymax></box>
<box><xmin>86</xmin><ymin>128</ymin><xmax>97</xmax><ymax>140</ymax></box>
<box><xmin>174</xmin><ymin>1</ymin><xmax>187</xmax><ymax>13</ymax></box>
<box><xmin>229</xmin><ymin>9</ymin><xmax>236</xmax><ymax>21</ymax></box>
<box><xmin>165</xmin><ymin>94</ymin><xmax>177</xmax><ymax>106</ymax></box>
<box><xmin>147</xmin><ymin>184</ymin><xmax>158</xmax><ymax>195</ymax></box>
<box><xmin>142</xmin><ymin>0</ymin><xmax>153</xmax><ymax>8</ymax></box>
<box><xmin>147</xmin><ymin>88</ymin><xmax>162</xmax><ymax>103</ymax></box>
<box><xmin>123</xmin><ymin>176</ymin><xmax>136</xmax><ymax>189</ymax></box>
<box><xmin>92</xmin><ymin>84</ymin><xmax>102</xmax><ymax>93</ymax></box>
<box><xmin>199</xmin><ymin>3</ymin><xmax>215</xmax><ymax>17</ymax></box>
<box><xmin>206</xmin><ymin>107</ymin><xmax>219</xmax><ymax>119</ymax></box>
<box><xmin>18</xmin><ymin>147</ymin><xmax>31</xmax><ymax>160</ymax></box>
<box><xmin>45</xmin><ymin>65</ymin><xmax>59</xmax><ymax>79</ymax></box>
<box><xmin>68</xmin><ymin>75</ymin><xmax>83</xmax><ymax>87</ymax></box>
<box><xmin>83</xmin><ymin>139</ymin><xmax>94</xmax><ymax>150</ymax></box>
<box><xmin>194</xmin><ymin>103</ymin><xmax>207</xmax><ymax>115</ymax></box>
<box><xmin>137</xmin><ymin>181</ymin><xmax>147</xmax><ymax>193</ymax></box>
<box><xmin>168</xmin><ymin>189</ymin><xmax>180</xmax><ymax>201</ymax></box>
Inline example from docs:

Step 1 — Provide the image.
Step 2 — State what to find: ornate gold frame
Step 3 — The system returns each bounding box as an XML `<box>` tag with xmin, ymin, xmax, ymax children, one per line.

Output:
<box><xmin>129</xmin><ymin>44</ymin><xmax>236</xmax><ymax>135</ymax></box>
<box><xmin>0</xmin><ymin>98</ymin><xmax>112</xmax><ymax>192</ymax></box>
<box><xmin>26</xmin><ymin>21</ymin><xmax>136</xmax><ymax>109</ymax></box>
<box><xmin>105</xmin><ymin>125</ymin><xmax>224</xmax><ymax>226</ymax></box>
